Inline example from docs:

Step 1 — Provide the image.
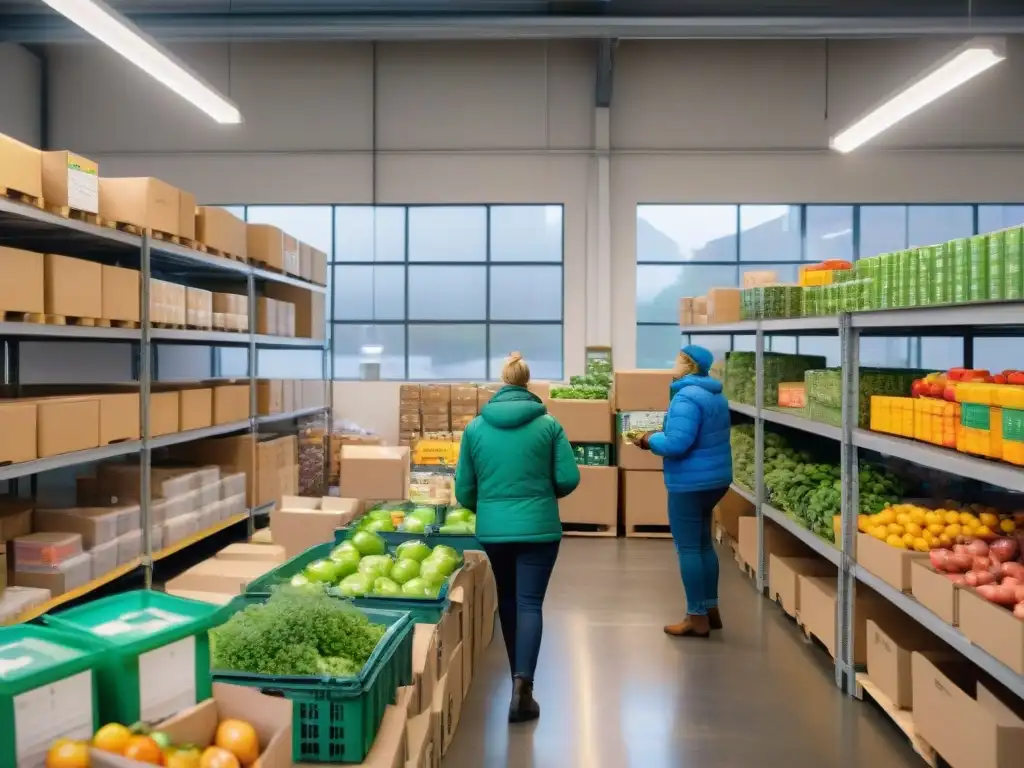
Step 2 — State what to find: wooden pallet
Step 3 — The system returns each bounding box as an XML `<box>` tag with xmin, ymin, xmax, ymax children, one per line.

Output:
<box><xmin>212</xmin><ymin>325</ymin><xmax>247</xmax><ymax>333</ymax></box>
<box><xmin>1</xmin><ymin>187</ymin><xmax>43</xmax><ymax>208</ymax></box>
<box><xmin>186</xmin><ymin>324</ymin><xmax>214</xmax><ymax>331</ymax></box>
<box><xmin>13</xmin><ymin>314</ymin><xmax>117</xmax><ymax>327</ymax></box>
<box><xmin>251</xmin><ymin>259</ymin><xmax>285</xmax><ymax>274</ymax></box>
<box><xmin>203</xmin><ymin>244</ymin><xmax>248</xmax><ymax>263</ymax></box>
<box><xmin>46</xmin><ymin>204</ymin><xmax>102</xmax><ymax>226</ymax></box>
<box><xmin>793</xmin><ymin>610</ymin><xmax>834</xmax><ymax>659</ymax></box>
<box><xmin>153</xmin><ymin>322</ymin><xmax>186</xmax><ymax>329</ymax></box>
<box><xmin>1</xmin><ymin>310</ymin><xmax>46</xmax><ymax>323</ymax></box>
<box><xmin>626</xmin><ymin>524</ymin><xmax>672</xmax><ymax>539</ymax></box>
<box><xmin>109</xmin><ymin>221</ymin><xmax>183</xmax><ymax>244</ymax></box>
<box><xmin>855</xmin><ymin>674</ymin><xmax>938</xmax><ymax>767</ymax></box>
<box><xmin>563</xmin><ymin>523</ymin><xmax>618</xmax><ymax>538</ymax></box>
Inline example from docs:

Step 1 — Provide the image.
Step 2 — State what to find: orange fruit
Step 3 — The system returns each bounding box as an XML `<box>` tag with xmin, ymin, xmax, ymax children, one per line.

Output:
<box><xmin>200</xmin><ymin>747</ymin><xmax>241</xmax><ymax>768</ymax></box>
<box><xmin>46</xmin><ymin>740</ymin><xmax>90</xmax><ymax>768</ymax></box>
<box><xmin>214</xmin><ymin>720</ymin><xmax>259</xmax><ymax>765</ymax></box>
<box><xmin>123</xmin><ymin>735</ymin><xmax>164</xmax><ymax>765</ymax></box>
<box><xmin>167</xmin><ymin>751</ymin><xmax>202</xmax><ymax>768</ymax></box>
<box><xmin>93</xmin><ymin>723</ymin><xmax>132</xmax><ymax>754</ymax></box>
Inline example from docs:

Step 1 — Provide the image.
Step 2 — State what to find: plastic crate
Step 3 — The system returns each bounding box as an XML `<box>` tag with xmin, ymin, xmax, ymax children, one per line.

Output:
<box><xmin>246</xmin><ymin>541</ymin><xmax>453</xmax><ymax>623</ymax></box>
<box><xmin>0</xmin><ymin>624</ymin><xmax>103</xmax><ymax>768</ymax></box>
<box><xmin>41</xmin><ymin>590</ymin><xmax>222</xmax><ymax>725</ymax></box>
<box><xmin>211</xmin><ymin>597</ymin><xmax>414</xmax><ymax>763</ymax></box>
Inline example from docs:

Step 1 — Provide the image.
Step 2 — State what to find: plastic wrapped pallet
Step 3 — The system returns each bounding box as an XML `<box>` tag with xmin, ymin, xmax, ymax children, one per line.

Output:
<box><xmin>0</xmin><ymin>585</ymin><xmax>52</xmax><ymax>622</ymax></box>
<box><xmin>13</xmin><ymin>550</ymin><xmax>92</xmax><ymax>595</ymax></box>
<box><xmin>150</xmin><ymin>524</ymin><xmax>164</xmax><ymax>553</ymax></box>
<box><xmin>223</xmin><ymin>493</ymin><xmax>246</xmax><ymax>518</ymax></box>
<box><xmin>90</xmin><ymin>538</ymin><xmax>119</xmax><ymax>579</ymax></box>
<box><xmin>163</xmin><ymin>513</ymin><xmax>198</xmax><ymax>547</ymax></box>
<box><xmin>219</xmin><ymin>472</ymin><xmax>247</xmax><ymax>500</ymax></box>
<box><xmin>117</xmin><ymin>529</ymin><xmax>143</xmax><ymax>565</ymax></box>
<box><xmin>196</xmin><ymin>482</ymin><xmax>219</xmax><ymax>508</ymax></box>
<box><xmin>32</xmin><ymin>507</ymin><xmax>121</xmax><ymax>549</ymax></box>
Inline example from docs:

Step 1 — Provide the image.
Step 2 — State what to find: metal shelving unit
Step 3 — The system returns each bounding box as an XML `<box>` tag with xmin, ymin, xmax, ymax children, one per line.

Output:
<box><xmin>0</xmin><ymin>196</ymin><xmax>331</xmax><ymax>613</ymax></box>
<box><xmin>692</xmin><ymin>304</ymin><xmax>1024</xmax><ymax>699</ymax></box>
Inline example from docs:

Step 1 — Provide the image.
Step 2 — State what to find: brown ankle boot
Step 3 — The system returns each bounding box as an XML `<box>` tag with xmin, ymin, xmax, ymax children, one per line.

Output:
<box><xmin>708</xmin><ymin>606</ymin><xmax>723</xmax><ymax>630</ymax></box>
<box><xmin>664</xmin><ymin>615</ymin><xmax>710</xmax><ymax>638</ymax></box>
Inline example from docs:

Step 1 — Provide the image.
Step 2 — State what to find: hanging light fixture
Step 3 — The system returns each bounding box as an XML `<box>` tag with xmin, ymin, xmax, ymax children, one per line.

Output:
<box><xmin>830</xmin><ymin>37</ymin><xmax>1005</xmax><ymax>153</ymax></box>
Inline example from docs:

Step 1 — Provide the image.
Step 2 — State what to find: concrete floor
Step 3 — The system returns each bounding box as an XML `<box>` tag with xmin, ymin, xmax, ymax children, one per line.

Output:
<box><xmin>443</xmin><ymin>538</ymin><xmax>920</xmax><ymax>768</ymax></box>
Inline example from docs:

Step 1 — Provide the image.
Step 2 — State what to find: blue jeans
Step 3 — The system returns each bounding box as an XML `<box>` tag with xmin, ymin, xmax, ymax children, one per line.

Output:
<box><xmin>668</xmin><ymin>488</ymin><xmax>728</xmax><ymax>616</ymax></box>
<box><xmin>482</xmin><ymin>540</ymin><xmax>560</xmax><ymax>681</ymax></box>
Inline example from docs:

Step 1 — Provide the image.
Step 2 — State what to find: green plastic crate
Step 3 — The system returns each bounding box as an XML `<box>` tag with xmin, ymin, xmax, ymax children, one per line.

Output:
<box><xmin>1006</xmin><ymin>227</ymin><xmax>1023</xmax><ymax>301</ymax></box>
<box><xmin>571</xmin><ymin>443</ymin><xmax>612</xmax><ymax>466</ymax></box>
<box><xmin>0</xmin><ymin>624</ymin><xmax>103</xmax><ymax>768</ymax></box>
<box><xmin>212</xmin><ymin>596</ymin><xmax>413</xmax><ymax>763</ymax></box>
<box><xmin>247</xmin><ymin>541</ymin><xmax>453</xmax><ymax>623</ymax></box>
<box><xmin>41</xmin><ymin>590</ymin><xmax>222</xmax><ymax>725</ymax></box>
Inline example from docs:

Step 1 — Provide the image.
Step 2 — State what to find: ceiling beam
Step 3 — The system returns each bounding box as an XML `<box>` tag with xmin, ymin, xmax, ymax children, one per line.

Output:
<box><xmin>3</xmin><ymin>15</ymin><xmax>1024</xmax><ymax>43</ymax></box>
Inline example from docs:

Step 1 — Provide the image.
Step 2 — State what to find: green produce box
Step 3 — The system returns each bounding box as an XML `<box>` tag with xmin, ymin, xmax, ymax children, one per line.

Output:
<box><xmin>802</xmin><ymin>285</ymin><xmax>821</xmax><ymax>317</ymax></box>
<box><xmin>900</xmin><ymin>249</ymin><xmax>919</xmax><ymax>308</ymax></box>
<box><xmin>951</xmin><ymin>238</ymin><xmax>970</xmax><ymax>304</ymax></box>
<box><xmin>247</xmin><ymin>540</ymin><xmax>453</xmax><ymax>623</ymax></box>
<box><xmin>41</xmin><ymin>590</ymin><xmax>221</xmax><ymax>726</ymax></box>
<box><xmin>0</xmin><ymin>624</ymin><xmax>103</xmax><ymax>768</ymax></box>
<box><xmin>1006</xmin><ymin>226</ymin><xmax>1023</xmax><ymax>301</ymax></box>
<box><xmin>806</xmin><ymin>400</ymin><xmax>842</xmax><ymax>427</ymax></box>
<box><xmin>988</xmin><ymin>229</ymin><xmax>1006</xmax><ymax>302</ymax></box>
<box><xmin>725</xmin><ymin>352</ymin><xmax>827</xmax><ymax>407</ymax></box>
<box><xmin>1003</xmin><ymin>407</ymin><xmax>1024</xmax><ymax>444</ymax></box>
<box><xmin>730</xmin><ymin>424</ymin><xmax>756</xmax><ymax>491</ymax></box>
<box><xmin>572</xmin><ymin>442</ymin><xmax>612</xmax><ymax>466</ymax></box>
<box><xmin>804</xmin><ymin>367</ymin><xmax>922</xmax><ymax>428</ymax></box>
<box><xmin>915</xmin><ymin>246</ymin><xmax>934</xmax><ymax>307</ymax></box>
<box><xmin>339</xmin><ymin>502</ymin><xmax>444</xmax><ymax>545</ymax></box>
<box><xmin>969</xmin><ymin>234</ymin><xmax>989</xmax><ymax>302</ymax></box>
<box><xmin>212</xmin><ymin>595</ymin><xmax>413</xmax><ymax>763</ymax></box>
<box><xmin>854</xmin><ymin>257</ymin><xmax>880</xmax><ymax>311</ymax></box>
<box><xmin>878</xmin><ymin>253</ymin><xmax>895</xmax><ymax>310</ymax></box>
<box><xmin>933</xmin><ymin>241</ymin><xmax>952</xmax><ymax>305</ymax></box>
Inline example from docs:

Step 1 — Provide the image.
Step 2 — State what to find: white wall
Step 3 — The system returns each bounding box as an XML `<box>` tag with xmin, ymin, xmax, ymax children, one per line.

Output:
<box><xmin>0</xmin><ymin>43</ymin><xmax>41</xmax><ymax>146</ymax></box>
<box><xmin>41</xmin><ymin>36</ymin><xmax>1024</xmax><ymax>385</ymax></box>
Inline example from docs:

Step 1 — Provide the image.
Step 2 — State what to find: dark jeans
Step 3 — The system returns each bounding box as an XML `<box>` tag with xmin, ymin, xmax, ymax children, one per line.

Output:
<box><xmin>482</xmin><ymin>540</ymin><xmax>560</xmax><ymax>681</ymax></box>
<box><xmin>667</xmin><ymin>487</ymin><xmax>728</xmax><ymax>616</ymax></box>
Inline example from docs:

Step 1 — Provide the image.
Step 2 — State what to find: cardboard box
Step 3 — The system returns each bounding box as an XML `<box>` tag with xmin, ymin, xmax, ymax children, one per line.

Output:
<box><xmin>0</xmin><ymin>401</ymin><xmax>37</xmax><ymax>464</ymax></box>
<box><xmin>299</xmin><ymin>242</ymin><xmax>313</xmax><ymax>280</ymax></box>
<box><xmin>434</xmin><ymin>643</ymin><xmax>464</xmax><ymax>756</ymax></box>
<box><xmin>33</xmin><ymin>396</ymin><xmax>100</xmax><ymax>456</ymax></box>
<box><xmin>100</xmin><ymin>265</ymin><xmax>140</xmax><ymax>323</ymax></box>
<box><xmin>99</xmin><ymin>177</ymin><xmax>181</xmax><ymax>235</ymax></box>
<box><xmin>197</xmin><ymin>206</ymin><xmax>247</xmax><ymax>259</ymax></box>
<box><xmin>164</xmin><ymin>589</ymin><xmax>235</xmax><ymax>606</ymax></box>
<box><xmin>799</xmin><ymin>576</ymin><xmax>900</xmax><ymax>664</ymax></box>
<box><xmin>44</xmin><ymin>254</ymin><xmax>102</xmax><ymax>319</ymax></box>
<box><xmin>282</xmin><ymin>233</ymin><xmax>300</xmax><ymax>275</ymax></box>
<box><xmin>150</xmin><ymin>278</ymin><xmax>186</xmax><ymax>325</ymax></box>
<box><xmin>0</xmin><ymin>498</ymin><xmax>33</xmax><ymax>544</ymax></box>
<box><xmin>257</xmin><ymin>379</ymin><xmax>283</xmax><ymax>416</ymax></box>
<box><xmin>339</xmin><ymin>445</ymin><xmax>411</xmax><ymax>502</ymax></box>
<box><xmin>693</xmin><ymin>297</ymin><xmax>707</xmax><ymax>315</ymax></box>
<box><xmin>856</xmin><ymin>532</ymin><xmax>930</xmax><ymax>592</ymax></box>
<box><xmin>706</xmin><ymin>287</ymin><xmax>741</xmax><ymax>324</ymax></box>
<box><xmin>413</xmin><ymin>624</ymin><xmax>438</xmax><ymax>716</ymax></box>
<box><xmin>178</xmin><ymin>189</ymin><xmax>197</xmax><ymax>240</ymax></box>
<box><xmin>92</xmin><ymin>683</ymin><xmax>292</xmax><ymax>768</ymax></box>
<box><xmin>912</xmin><ymin>652</ymin><xmax>1024</xmax><ymax>768</ymax></box>
<box><xmin>263</xmin><ymin>283</ymin><xmax>326</xmax><ymax>340</ymax></box>
<box><xmin>865</xmin><ymin>617</ymin><xmax>951</xmax><ymax>710</ymax></box>
<box><xmin>0</xmin><ymin>246</ymin><xmax>44</xmax><ymax>314</ymax></box>
<box><xmin>272</xmin><ymin>496</ymin><xmax>360</xmax><ymax>558</ymax></box>
<box><xmin>622</xmin><ymin>470</ymin><xmax>668</xmax><ymax>531</ymax></box>
<box><xmin>743</xmin><ymin>270</ymin><xmax>779</xmax><ymax>288</ymax></box>
<box><xmin>311</xmin><ymin>248</ymin><xmax>328</xmax><ymax>286</ymax></box>
<box><xmin>0</xmin><ymin>132</ymin><xmax>42</xmax><ymax>199</ymax></box>
<box><xmin>958</xmin><ymin>586</ymin><xmax>1024</xmax><ymax>675</ymax></box>
<box><xmin>179</xmin><ymin>387</ymin><xmax>213</xmax><ymax>431</ymax></box>
<box><xmin>167</xmin><ymin>558</ymin><xmax>273</xmax><ymax>595</ymax></box>
<box><xmin>558</xmin><ymin>465</ymin><xmax>617</xmax><ymax>527</ymax></box>
<box><xmin>257</xmin><ymin>296</ymin><xmax>277</xmax><ymax>335</ymax></box>
<box><xmin>150</xmin><ymin>391</ymin><xmax>180</xmax><ymax>436</ymax></box>
<box><xmin>213</xmin><ymin>384</ymin><xmax>250</xmax><ymax>424</ymax></box>
<box><xmin>713</xmin><ymin>487</ymin><xmax>754</xmax><ymax>541</ymax></box>
<box><xmin>768</xmin><ymin>555</ymin><xmax>836</xmax><ymax>617</ymax></box>
<box><xmin>616</xmin><ymin>411</ymin><xmax>664</xmax><ymax>471</ymax></box>
<box><xmin>679</xmin><ymin>297</ymin><xmax>695</xmax><ymax>326</ymax></box>
<box><xmin>41</xmin><ymin>150</ymin><xmax>98</xmax><ymax>213</ymax></box>
<box><xmin>738</xmin><ymin>516</ymin><xmax>814</xmax><ymax>577</ymax></box>
<box><xmin>547</xmin><ymin>399</ymin><xmax>613</xmax><ymax>443</ymax></box>
<box><xmin>248</xmin><ymin>224</ymin><xmax>285</xmax><ymax>269</ymax></box>
<box><xmin>98</xmin><ymin>393</ymin><xmax>139</xmax><ymax>445</ymax></box>
<box><xmin>217</xmin><ymin>543</ymin><xmax>287</xmax><ymax>564</ymax></box>
<box><xmin>406</xmin><ymin>709</ymin><xmax>433</xmax><ymax>768</ymax></box>
<box><xmin>911</xmin><ymin>560</ymin><xmax>958</xmax><ymax>625</ymax></box>
<box><xmin>613</xmin><ymin>370</ymin><xmax>673</xmax><ymax>411</ymax></box>
<box><xmin>420</xmin><ymin>384</ymin><xmax>451</xmax><ymax>412</ymax></box>
<box><xmin>186</xmin><ymin>287</ymin><xmax>213</xmax><ymax>329</ymax></box>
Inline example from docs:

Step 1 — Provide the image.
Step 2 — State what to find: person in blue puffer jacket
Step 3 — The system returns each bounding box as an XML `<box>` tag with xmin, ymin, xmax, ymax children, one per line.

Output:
<box><xmin>637</xmin><ymin>344</ymin><xmax>733</xmax><ymax>638</ymax></box>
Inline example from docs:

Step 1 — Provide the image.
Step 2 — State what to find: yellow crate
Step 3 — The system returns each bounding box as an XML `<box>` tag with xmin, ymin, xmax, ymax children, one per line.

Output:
<box><xmin>799</xmin><ymin>268</ymin><xmax>835</xmax><ymax>287</ymax></box>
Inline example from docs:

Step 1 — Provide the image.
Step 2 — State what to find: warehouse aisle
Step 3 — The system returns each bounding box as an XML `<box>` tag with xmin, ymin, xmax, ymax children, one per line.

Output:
<box><xmin>443</xmin><ymin>538</ymin><xmax>919</xmax><ymax>768</ymax></box>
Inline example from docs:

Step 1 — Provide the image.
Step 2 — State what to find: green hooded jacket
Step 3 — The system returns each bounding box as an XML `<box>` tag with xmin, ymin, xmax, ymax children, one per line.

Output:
<box><xmin>454</xmin><ymin>385</ymin><xmax>580</xmax><ymax>543</ymax></box>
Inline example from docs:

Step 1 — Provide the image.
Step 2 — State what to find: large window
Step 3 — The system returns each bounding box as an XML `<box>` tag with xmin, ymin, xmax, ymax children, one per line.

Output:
<box><xmin>638</xmin><ymin>203</ymin><xmax>1024</xmax><ymax>370</ymax></box>
<box><xmin>333</xmin><ymin>205</ymin><xmax>563</xmax><ymax>380</ymax></box>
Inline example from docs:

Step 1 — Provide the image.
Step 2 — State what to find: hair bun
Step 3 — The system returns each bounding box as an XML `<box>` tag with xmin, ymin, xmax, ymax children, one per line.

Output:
<box><xmin>507</xmin><ymin>351</ymin><xmax>523</xmax><ymax>364</ymax></box>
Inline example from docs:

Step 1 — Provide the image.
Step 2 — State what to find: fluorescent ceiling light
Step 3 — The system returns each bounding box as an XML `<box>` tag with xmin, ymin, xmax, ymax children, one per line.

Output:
<box><xmin>830</xmin><ymin>37</ymin><xmax>1004</xmax><ymax>153</ymax></box>
<box><xmin>41</xmin><ymin>0</ymin><xmax>242</xmax><ymax>124</ymax></box>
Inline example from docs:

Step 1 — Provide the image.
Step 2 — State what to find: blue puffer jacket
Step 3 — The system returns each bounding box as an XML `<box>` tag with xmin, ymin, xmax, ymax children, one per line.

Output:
<box><xmin>648</xmin><ymin>375</ymin><xmax>733</xmax><ymax>492</ymax></box>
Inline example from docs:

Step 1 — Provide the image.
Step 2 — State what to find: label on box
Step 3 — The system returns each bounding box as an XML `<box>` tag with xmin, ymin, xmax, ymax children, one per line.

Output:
<box><xmin>67</xmin><ymin>166</ymin><xmax>99</xmax><ymax>214</ymax></box>
<box><xmin>138</xmin><ymin>635</ymin><xmax>197</xmax><ymax>721</ymax></box>
<box><xmin>413</xmin><ymin>439</ymin><xmax>459</xmax><ymax>466</ymax></box>
<box><xmin>15</xmin><ymin>670</ymin><xmax>94</xmax><ymax>765</ymax></box>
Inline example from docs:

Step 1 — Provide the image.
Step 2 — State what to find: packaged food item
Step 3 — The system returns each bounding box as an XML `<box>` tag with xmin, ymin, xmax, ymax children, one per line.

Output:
<box><xmin>988</xmin><ymin>229</ymin><xmax>1006</xmax><ymax>301</ymax></box>
<box><xmin>1005</xmin><ymin>226</ymin><xmax>1023</xmax><ymax>301</ymax></box>
<box><xmin>932</xmin><ymin>242</ymin><xmax>952</xmax><ymax>305</ymax></box>
<box><xmin>968</xmin><ymin>234</ymin><xmax>988</xmax><ymax>302</ymax></box>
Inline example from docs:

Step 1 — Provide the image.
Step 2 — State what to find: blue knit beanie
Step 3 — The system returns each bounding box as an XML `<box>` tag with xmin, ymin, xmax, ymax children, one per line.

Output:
<box><xmin>680</xmin><ymin>344</ymin><xmax>714</xmax><ymax>376</ymax></box>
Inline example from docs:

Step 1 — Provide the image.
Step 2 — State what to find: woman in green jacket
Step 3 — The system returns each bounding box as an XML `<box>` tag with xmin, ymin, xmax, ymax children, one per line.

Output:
<box><xmin>454</xmin><ymin>352</ymin><xmax>580</xmax><ymax>723</ymax></box>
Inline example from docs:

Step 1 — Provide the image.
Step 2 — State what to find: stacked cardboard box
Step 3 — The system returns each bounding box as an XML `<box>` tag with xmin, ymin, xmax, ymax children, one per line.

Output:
<box><xmin>99</xmin><ymin>176</ymin><xmax>184</xmax><ymax>236</ymax></box>
<box><xmin>151</xmin><ymin>278</ymin><xmax>187</xmax><ymax>325</ymax></box>
<box><xmin>185</xmin><ymin>287</ymin><xmax>213</xmax><ymax>329</ymax></box>
<box><xmin>272</xmin><ymin>495</ymin><xmax>361</xmax><ymax>558</ymax></box>
<box><xmin>256</xmin><ymin>379</ymin><xmax>328</xmax><ymax>416</ymax></box>
<box><xmin>166</xmin><ymin>537</ymin><xmax>286</xmax><ymax>604</ymax></box>
<box><xmin>613</xmin><ymin>370</ymin><xmax>674</xmax><ymax>538</ymax></box>
<box><xmin>421</xmin><ymin>384</ymin><xmax>453</xmax><ymax>437</ymax></box>
<box><xmin>212</xmin><ymin>292</ymin><xmax>249</xmax><ymax>331</ymax></box>
<box><xmin>399</xmin><ymin>384</ymin><xmax>422</xmax><ymax>448</ymax></box>
<box><xmin>256</xmin><ymin>296</ymin><xmax>296</xmax><ymax>337</ymax></box>
<box><xmin>329</xmin><ymin>431</ymin><xmax>384</xmax><ymax>487</ymax></box>
<box><xmin>547</xmin><ymin>392</ymin><xmax>615</xmax><ymax>534</ymax></box>
<box><xmin>0</xmin><ymin>132</ymin><xmax>42</xmax><ymax>202</ymax></box>
<box><xmin>196</xmin><ymin>206</ymin><xmax>247</xmax><ymax>260</ymax></box>
<box><xmin>338</xmin><ymin>445</ymin><xmax>411</xmax><ymax>505</ymax></box>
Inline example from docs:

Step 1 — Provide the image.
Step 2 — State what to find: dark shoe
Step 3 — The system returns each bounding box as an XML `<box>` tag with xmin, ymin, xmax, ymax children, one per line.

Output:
<box><xmin>708</xmin><ymin>606</ymin><xmax>723</xmax><ymax>631</ymax></box>
<box><xmin>664</xmin><ymin>615</ymin><xmax>711</xmax><ymax>638</ymax></box>
<box><xmin>509</xmin><ymin>676</ymin><xmax>540</xmax><ymax>723</ymax></box>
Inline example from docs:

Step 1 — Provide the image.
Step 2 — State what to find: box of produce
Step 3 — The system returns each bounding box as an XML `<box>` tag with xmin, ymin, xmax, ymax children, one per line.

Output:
<box><xmin>725</xmin><ymin>352</ymin><xmax>827</xmax><ymax>407</ymax></box>
<box><xmin>41</xmin><ymin>590</ymin><xmax>223</xmax><ymax>726</ymax></box>
<box><xmin>211</xmin><ymin>588</ymin><xmax>414</xmax><ymax>763</ymax></box>
<box><xmin>856</xmin><ymin>531</ymin><xmax>930</xmax><ymax>591</ymax></box>
<box><xmin>968</xmin><ymin>234</ymin><xmax>989</xmax><ymax>302</ymax></box>
<box><xmin>1005</xmin><ymin>225</ymin><xmax>1023</xmax><ymax>301</ymax></box>
<box><xmin>807</xmin><ymin>367</ymin><xmax>920</xmax><ymax>428</ymax></box>
<box><xmin>957</xmin><ymin>579</ymin><xmax>1024</xmax><ymax>674</ymax></box>
<box><xmin>572</xmin><ymin>443</ymin><xmax>612</xmax><ymax>466</ymax></box>
<box><xmin>730</xmin><ymin>424</ymin><xmax>756</xmax><ymax>492</ymax></box>
<box><xmin>0</xmin><ymin>624</ymin><xmax>104</xmax><ymax>768</ymax></box>
<box><xmin>550</xmin><ymin>358</ymin><xmax>611</xmax><ymax>400</ymax></box>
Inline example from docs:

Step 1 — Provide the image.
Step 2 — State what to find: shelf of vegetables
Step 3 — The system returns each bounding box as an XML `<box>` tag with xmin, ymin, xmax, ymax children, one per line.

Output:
<box><xmin>721</xmin><ymin>299</ymin><xmax>1024</xmax><ymax>702</ymax></box>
